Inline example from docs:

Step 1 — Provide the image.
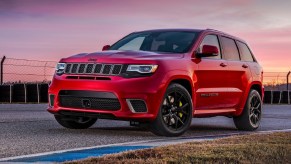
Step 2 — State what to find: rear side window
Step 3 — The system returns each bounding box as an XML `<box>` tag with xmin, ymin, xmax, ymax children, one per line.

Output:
<box><xmin>237</xmin><ymin>41</ymin><xmax>254</xmax><ymax>62</ymax></box>
<box><xmin>221</xmin><ymin>37</ymin><xmax>240</xmax><ymax>60</ymax></box>
<box><xmin>199</xmin><ymin>35</ymin><xmax>221</xmax><ymax>59</ymax></box>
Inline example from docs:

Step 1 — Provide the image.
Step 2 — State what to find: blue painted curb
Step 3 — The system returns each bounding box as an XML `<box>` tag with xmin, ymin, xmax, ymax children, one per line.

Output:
<box><xmin>7</xmin><ymin>145</ymin><xmax>152</xmax><ymax>163</ymax></box>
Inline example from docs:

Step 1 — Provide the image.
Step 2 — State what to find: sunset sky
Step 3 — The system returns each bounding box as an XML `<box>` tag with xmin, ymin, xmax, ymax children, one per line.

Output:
<box><xmin>0</xmin><ymin>0</ymin><xmax>291</xmax><ymax>72</ymax></box>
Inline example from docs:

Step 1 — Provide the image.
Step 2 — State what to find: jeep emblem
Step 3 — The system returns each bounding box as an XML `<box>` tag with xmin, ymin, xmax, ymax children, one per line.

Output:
<box><xmin>88</xmin><ymin>58</ymin><xmax>97</xmax><ymax>62</ymax></box>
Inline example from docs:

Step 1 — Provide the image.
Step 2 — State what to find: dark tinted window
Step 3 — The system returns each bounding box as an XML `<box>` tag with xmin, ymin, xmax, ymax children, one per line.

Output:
<box><xmin>237</xmin><ymin>41</ymin><xmax>254</xmax><ymax>62</ymax></box>
<box><xmin>221</xmin><ymin>37</ymin><xmax>240</xmax><ymax>60</ymax></box>
<box><xmin>199</xmin><ymin>35</ymin><xmax>221</xmax><ymax>59</ymax></box>
<box><xmin>109</xmin><ymin>31</ymin><xmax>198</xmax><ymax>53</ymax></box>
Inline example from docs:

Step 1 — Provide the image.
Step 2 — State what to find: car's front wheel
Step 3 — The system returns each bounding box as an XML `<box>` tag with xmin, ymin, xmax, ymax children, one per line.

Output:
<box><xmin>54</xmin><ymin>115</ymin><xmax>97</xmax><ymax>129</ymax></box>
<box><xmin>233</xmin><ymin>89</ymin><xmax>262</xmax><ymax>131</ymax></box>
<box><xmin>150</xmin><ymin>83</ymin><xmax>193</xmax><ymax>137</ymax></box>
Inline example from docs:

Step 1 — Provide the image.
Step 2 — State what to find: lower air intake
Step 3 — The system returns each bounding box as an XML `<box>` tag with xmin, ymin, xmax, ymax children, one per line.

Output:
<box><xmin>58</xmin><ymin>90</ymin><xmax>121</xmax><ymax>111</ymax></box>
<box><xmin>127</xmin><ymin>99</ymin><xmax>147</xmax><ymax>113</ymax></box>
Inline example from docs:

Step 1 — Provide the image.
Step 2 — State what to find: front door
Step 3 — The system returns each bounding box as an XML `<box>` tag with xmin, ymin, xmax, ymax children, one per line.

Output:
<box><xmin>194</xmin><ymin>34</ymin><xmax>230</xmax><ymax>110</ymax></box>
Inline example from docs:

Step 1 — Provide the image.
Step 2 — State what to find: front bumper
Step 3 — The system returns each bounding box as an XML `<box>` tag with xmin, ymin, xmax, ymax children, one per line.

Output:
<box><xmin>48</xmin><ymin>74</ymin><xmax>167</xmax><ymax>121</ymax></box>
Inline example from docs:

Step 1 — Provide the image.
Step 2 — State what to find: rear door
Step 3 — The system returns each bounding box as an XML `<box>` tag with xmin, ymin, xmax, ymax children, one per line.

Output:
<box><xmin>220</xmin><ymin>36</ymin><xmax>251</xmax><ymax>108</ymax></box>
<box><xmin>194</xmin><ymin>34</ymin><xmax>230</xmax><ymax>109</ymax></box>
<box><xmin>236</xmin><ymin>41</ymin><xmax>259</xmax><ymax>81</ymax></box>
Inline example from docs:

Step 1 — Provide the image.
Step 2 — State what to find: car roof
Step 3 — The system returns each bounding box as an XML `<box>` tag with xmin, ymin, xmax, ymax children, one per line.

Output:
<box><xmin>134</xmin><ymin>28</ymin><xmax>204</xmax><ymax>33</ymax></box>
<box><xmin>134</xmin><ymin>28</ymin><xmax>247</xmax><ymax>43</ymax></box>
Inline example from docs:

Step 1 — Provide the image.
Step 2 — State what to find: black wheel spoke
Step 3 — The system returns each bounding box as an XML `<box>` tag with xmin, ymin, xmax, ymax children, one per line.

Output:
<box><xmin>177</xmin><ymin>94</ymin><xmax>183</xmax><ymax>103</ymax></box>
<box><xmin>163</xmin><ymin>113</ymin><xmax>170</xmax><ymax>119</ymax></box>
<box><xmin>179</xmin><ymin>103</ymin><xmax>189</xmax><ymax>110</ymax></box>
<box><xmin>255</xmin><ymin>103</ymin><xmax>261</xmax><ymax>110</ymax></box>
<box><xmin>253</xmin><ymin>96</ymin><xmax>259</xmax><ymax>108</ymax></box>
<box><xmin>180</xmin><ymin>110</ymin><xmax>188</xmax><ymax>115</ymax></box>
<box><xmin>174</xmin><ymin>115</ymin><xmax>179</xmax><ymax>129</ymax></box>
<box><xmin>249</xmin><ymin>95</ymin><xmax>261</xmax><ymax>126</ymax></box>
<box><xmin>177</xmin><ymin>117</ymin><xmax>184</xmax><ymax>125</ymax></box>
<box><xmin>166</xmin><ymin>96</ymin><xmax>171</xmax><ymax>105</ymax></box>
<box><xmin>174</xmin><ymin>91</ymin><xmax>178</xmax><ymax>104</ymax></box>
<box><xmin>250</xmin><ymin>113</ymin><xmax>254</xmax><ymax>119</ymax></box>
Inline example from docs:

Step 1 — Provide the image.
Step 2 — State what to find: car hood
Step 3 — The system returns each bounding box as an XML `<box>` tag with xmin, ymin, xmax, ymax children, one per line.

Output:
<box><xmin>63</xmin><ymin>50</ymin><xmax>184</xmax><ymax>62</ymax></box>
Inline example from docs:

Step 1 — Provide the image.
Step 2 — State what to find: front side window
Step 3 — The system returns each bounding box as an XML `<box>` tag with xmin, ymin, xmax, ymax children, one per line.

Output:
<box><xmin>237</xmin><ymin>41</ymin><xmax>254</xmax><ymax>62</ymax></box>
<box><xmin>109</xmin><ymin>31</ymin><xmax>198</xmax><ymax>53</ymax></box>
<box><xmin>221</xmin><ymin>37</ymin><xmax>240</xmax><ymax>61</ymax></box>
<box><xmin>198</xmin><ymin>35</ymin><xmax>221</xmax><ymax>59</ymax></box>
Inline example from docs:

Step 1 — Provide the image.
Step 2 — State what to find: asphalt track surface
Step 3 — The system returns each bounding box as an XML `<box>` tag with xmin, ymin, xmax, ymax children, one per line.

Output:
<box><xmin>0</xmin><ymin>104</ymin><xmax>290</xmax><ymax>159</ymax></box>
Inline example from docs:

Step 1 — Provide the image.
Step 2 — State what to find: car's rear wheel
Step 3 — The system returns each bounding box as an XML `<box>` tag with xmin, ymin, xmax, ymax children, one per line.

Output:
<box><xmin>233</xmin><ymin>89</ymin><xmax>262</xmax><ymax>131</ymax></box>
<box><xmin>150</xmin><ymin>83</ymin><xmax>193</xmax><ymax>137</ymax></box>
<box><xmin>54</xmin><ymin>115</ymin><xmax>97</xmax><ymax>129</ymax></box>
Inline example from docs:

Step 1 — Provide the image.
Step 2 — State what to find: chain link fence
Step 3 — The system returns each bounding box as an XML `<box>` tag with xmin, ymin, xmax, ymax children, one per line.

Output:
<box><xmin>0</xmin><ymin>56</ymin><xmax>290</xmax><ymax>89</ymax></box>
<box><xmin>0</xmin><ymin>56</ymin><xmax>290</xmax><ymax>104</ymax></box>
<box><xmin>1</xmin><ymin>56</ymin><xmax>57</xmax><ymax>84</ymax></box>
<box><xmin>264</xmin><ymin>72</ymin><xmax>290</xmax><ymax>91</ymax></box>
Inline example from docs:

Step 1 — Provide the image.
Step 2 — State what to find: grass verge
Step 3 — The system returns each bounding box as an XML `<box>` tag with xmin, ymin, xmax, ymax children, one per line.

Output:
<box><xmin>66</xmin><ymin>132</ymin><xmax>291</xmax><ymax>164</ymax></box>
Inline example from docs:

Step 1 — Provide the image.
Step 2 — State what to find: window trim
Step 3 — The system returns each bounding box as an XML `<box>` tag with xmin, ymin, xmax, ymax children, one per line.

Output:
<box><xmin>195</xmin><ymin>34</ymin><xmax>223</xmax><ymax>60</ymax></box>
<box><xmin>236</xmin><ymin>40</ymin><xmax>257</xmax><ymax>63</ymax></box>
<box><xmin>219</xmin><ymin>36</ymin><xmax>241</xmax><ymax>61</ymax></box>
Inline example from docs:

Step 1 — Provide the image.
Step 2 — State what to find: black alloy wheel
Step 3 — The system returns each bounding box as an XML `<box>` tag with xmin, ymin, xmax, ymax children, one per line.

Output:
<box><xmin>150</xmin><ymin>83</ymin><xmax>193</xmax><ymax>136</ymax></box>
<box><xmin>234</xmin><ymin>89</ymin><xmax>262</xmax><ymax>131</ymax></box>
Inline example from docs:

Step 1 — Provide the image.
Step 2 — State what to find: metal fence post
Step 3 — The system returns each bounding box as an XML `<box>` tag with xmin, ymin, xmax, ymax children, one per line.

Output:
<box><xmin>1</xmin><ymin>56</ymin><xmax>6</xmax><ymax>84</ymax></box>
<box><xmin>287</xmin><ymin>72</ymin><xmax>290</xmax><ymax>104</ymax></box>
<box><xmin>287</xmin><ymin>71</ymin><xmax>290</xmax><ymax>91</ymax></box>
<box><xmin>44</xmin><ymin>61</ymin><xmax>48</xmax><ymax>82</ymax></box>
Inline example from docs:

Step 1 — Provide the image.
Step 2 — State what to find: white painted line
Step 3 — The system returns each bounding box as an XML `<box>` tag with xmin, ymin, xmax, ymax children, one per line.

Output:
<box><xmin>258</xmin><ymin>128</ymin><xmax>291</xmax><ymax>133</ymax></box>
<box><xmin>1</xmin><ymin>128</ymin><xmax>291</xmax><ymax>162</ymax></box>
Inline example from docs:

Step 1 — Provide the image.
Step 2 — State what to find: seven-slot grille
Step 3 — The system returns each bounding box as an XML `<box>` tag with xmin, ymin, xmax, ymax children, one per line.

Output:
<box><xmin>64</xmin><ymin>63</ymin><xmax>123</xmax><ymax>75</ymax></box>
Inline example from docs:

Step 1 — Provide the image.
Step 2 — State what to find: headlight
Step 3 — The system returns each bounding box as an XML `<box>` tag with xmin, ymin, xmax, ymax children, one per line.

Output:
<box><xmin>55</xmin><ymin>63</ymin><xmax>66</xmax><ymax>75</ymax></box>
<box><xmin>121</xmin><ymin>64</ymin><xmax>158</xmax><ymax>78</ymax></box>
<box><xmin>127</xmin><ymin>65</ymin><xmax>158</xmax><ymax>73</ymax></box>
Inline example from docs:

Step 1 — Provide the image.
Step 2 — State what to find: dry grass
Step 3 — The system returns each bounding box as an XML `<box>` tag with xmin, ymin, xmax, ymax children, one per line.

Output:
<box><xmin>66</xmin><ymin>132</ymin><xmax>291</xmax><ymax>164</ymax></box>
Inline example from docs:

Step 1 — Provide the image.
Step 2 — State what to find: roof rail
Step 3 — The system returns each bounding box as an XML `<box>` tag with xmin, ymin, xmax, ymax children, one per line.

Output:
<box><xmin>205</xmin><ymin>28</ymin><xmax>223</xmax><ymax>32</ymax></box>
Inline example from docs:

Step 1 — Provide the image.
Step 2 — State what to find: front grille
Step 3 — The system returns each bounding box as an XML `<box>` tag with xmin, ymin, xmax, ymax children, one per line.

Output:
<box><xmin>127</xmin><ymin>99</ymin><xmax>147</xmax><ymax>113</ymax></box>
<box><xmin>64</xmin><ymin>63</ymin><xmax>123</xmax><ymax>75</ymax></box>
<box><xmin>60</xmin><ymin>97</ymin><xmax>121</xmax><ymax>110</ymax></box>
<box><xmin>58</xmin><ymin>90</ymin><xmax>121</xmax><ymax>111</ymax></box>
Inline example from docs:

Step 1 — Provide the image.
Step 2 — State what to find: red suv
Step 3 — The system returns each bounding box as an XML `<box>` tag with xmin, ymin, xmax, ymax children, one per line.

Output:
<box><xmin>48</xmin><ymin>29</ymin><xmax>263</xmax><ymax>136</ymax></box>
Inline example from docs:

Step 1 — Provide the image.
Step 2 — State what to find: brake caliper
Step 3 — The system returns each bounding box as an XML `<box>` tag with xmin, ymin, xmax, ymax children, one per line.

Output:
<box><xmin>179</xmin><ymin>101</ymin><xmax>183</xmax><ymax>118</ymax></box>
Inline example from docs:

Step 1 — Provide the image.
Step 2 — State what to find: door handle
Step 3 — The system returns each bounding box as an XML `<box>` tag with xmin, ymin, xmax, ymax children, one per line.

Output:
<box><xmin>242</xmin><ymin>64</ymin><xmax>248</xmax><ymax>68</ymax></box>
<box><xmin>220</xmin><ymin>63</ymin><xmax>227</xmax><ymax>67</ymax></box>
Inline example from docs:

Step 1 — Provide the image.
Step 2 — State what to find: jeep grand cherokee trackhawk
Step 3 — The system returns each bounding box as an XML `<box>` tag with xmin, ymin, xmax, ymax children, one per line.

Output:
<box><xmin>48</xmin><ymin>29</ymin><xmax>263</xmax><ymax>136</ymax></box>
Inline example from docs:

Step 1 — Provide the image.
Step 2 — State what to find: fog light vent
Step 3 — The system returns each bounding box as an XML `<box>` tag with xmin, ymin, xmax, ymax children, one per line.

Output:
<box><xmin>49</xmin><ymin>94</ymin><xmax>55</xmax><ymax>107</ymax></box>
<box><xmin>126</xmin><ymin>99</ymin><xmax>147</xmax><ymax>113</ymax></box>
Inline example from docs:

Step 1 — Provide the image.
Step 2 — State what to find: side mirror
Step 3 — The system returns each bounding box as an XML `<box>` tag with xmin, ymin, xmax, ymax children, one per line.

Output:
<box><xmin>102</xmin><ymin>45</ymin><xmax>110</xmax><ymax>51</ymax></box>
<box><xmin>196</xmin><ymin>45</ymin><xmax>219</xmax><ymax>58</ymax></box>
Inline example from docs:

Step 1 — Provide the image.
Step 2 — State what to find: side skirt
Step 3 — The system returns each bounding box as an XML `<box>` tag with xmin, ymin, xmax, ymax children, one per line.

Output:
<box><xmin>193</xmin><ymin>108</ymin><xmax>236</xmax><ymax>117</ymax></box>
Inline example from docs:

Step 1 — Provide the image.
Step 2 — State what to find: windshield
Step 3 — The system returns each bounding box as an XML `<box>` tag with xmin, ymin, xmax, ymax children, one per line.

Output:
<box><xmin>109</xmin><ymin>31</ymin><xmax>198</xmax><ymax>53</ymax></box>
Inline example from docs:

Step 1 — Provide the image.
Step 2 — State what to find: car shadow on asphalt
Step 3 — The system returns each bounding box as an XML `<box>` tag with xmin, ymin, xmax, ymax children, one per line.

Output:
<box><xmin>49</xmin><ymin>123</ymin><xmax>238</xmax><ymax>138</ymax></box>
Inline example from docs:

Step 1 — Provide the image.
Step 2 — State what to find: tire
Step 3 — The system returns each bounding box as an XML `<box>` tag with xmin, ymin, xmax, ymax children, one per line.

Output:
<box><xmin>150</xmin><ymin>83</ymin><xmax>193</xmax><ymax>137</ymax></box>
<box><xmin>54</xmin><ymin>115</ymin><xmax>97</xmax><ymax>129</ymax></box>
<box><xmin>233</xmin><ymin>89</ymin><xmax>262</xmax><ymax>131</ymax></box>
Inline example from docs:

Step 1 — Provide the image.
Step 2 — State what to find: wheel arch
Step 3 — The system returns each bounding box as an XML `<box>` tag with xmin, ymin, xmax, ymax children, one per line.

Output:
<box><xmin>235</xmin><ymin>81</ymin><xmax>263</xmax><ymax>116</ymax></box>
<box><xmin>250</xmin><ymin>83</ymin><xmax>263</xmax><ymax>98</ymax></box>
<box><xmin>169</xmin><ymin>78</ymin><xmax>193</xmax><ymax>97</ymax></box>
